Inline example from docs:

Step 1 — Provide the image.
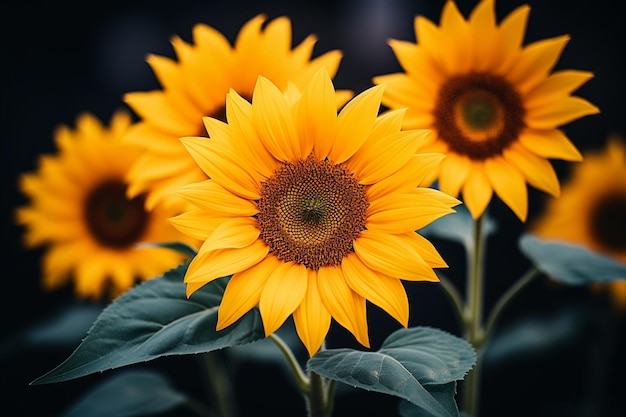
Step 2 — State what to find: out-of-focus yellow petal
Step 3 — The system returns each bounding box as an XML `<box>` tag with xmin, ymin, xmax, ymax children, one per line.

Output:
<box><xmin>462</xmin><ymin>162</ymin><xmax>493</xmax><ymax>220</ymax></box>
<box><xmin>518</xmin><ymin>128</ymin><xmax>582</xmax><ymax>162</ymax></box>
<box><xmin>485</xmin><ymin>156</ymin><xmax>528</xmax><ymax>221</ymax></box>
<box><xmin>504</xmin><ymin>142</ymin><xmax>560</xmax><ymax>197</ymax></box>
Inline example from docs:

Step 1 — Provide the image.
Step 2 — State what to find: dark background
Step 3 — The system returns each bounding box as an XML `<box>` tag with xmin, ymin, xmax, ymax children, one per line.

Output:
<box><xmin>2</xmin><ymin>1</ymin><xmax>625</xmax><ymax>416</ymax></box>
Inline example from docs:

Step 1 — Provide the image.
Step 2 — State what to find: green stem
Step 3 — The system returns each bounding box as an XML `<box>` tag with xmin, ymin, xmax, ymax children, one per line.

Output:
<box><xmin>269</xmin><ymin>334</ymin><xmax>335</xmax><ymax>417</ymax></box>
<box><xmin>461</xmin><ymin>213</ymin><xmax>487</xmax><ymax>417</ymax></box>
<box><xmin>483</xmin><ymin>266</ymin><xmax>542</xmax><ymax>340</ymax></box>
<box><xmin>268</xmin><ymin>333</ymin><xmax>310</xmax><ymax>393</ymax></box>
<box><xmin>200</xmin><ymin>352</ymin><xmax>238</xmax><ymax>417</ymax></box>
<box><xmin>437</xmin><ymin>271</ymin><xmax>465</xmax><ymax>329</ymax></box>
<box><xmin>306</xmin><ymin>371</ymin><xmax>333</xmax><ymax>417</ymax></box>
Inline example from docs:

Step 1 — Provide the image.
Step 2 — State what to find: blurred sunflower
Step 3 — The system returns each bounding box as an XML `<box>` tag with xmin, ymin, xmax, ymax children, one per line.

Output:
<box><xmin>373</xmin><ymin>0</ymin><xmax>599</xmax><ymax>221</ymax></box>
<box><xmin>532</xmin><ymin>136</ymin><xmax>626</xmax><ymax>310</ymax></box>
<box><xmin>171</xmin><ymin>69</ymin><xmax>460</xmax><ymax>356</ymax></box>
<box><xmin>15</xmin><ymin>111</ymin><xmax>196</xmax><ymax>301</ymax></box>
<box><xmin>124</xmin><ymin>14</ymin><xmax>352</xmax><ymax>210</ymax></box>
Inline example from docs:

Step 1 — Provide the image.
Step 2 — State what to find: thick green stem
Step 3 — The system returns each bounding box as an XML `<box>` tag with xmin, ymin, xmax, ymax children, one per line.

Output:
<box><xmin>305</xmin><ymin>371</ymin><xmax>333</xmax><ymax>417</ymax></box>
<box><xmin>461</xmin><ymin>214</ymin><xmax>487</xmax><ymax>417</ymax></box>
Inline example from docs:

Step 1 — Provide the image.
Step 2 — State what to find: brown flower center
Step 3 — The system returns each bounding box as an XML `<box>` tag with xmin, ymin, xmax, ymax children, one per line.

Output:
<box><xmin>257</xmin><ymin>154</ymin><xmax>369</xmax><ymax>269</ymax></box>
<box><xmin>434</xmin><ymin>72</ymin><xmax>526</xmax><ymax>160</ymax></box>
<box><xmin>84</xmin><ymin>180</ymin><xmax>149</xmax><ymax>248</ymax></box>
<box><xmin>589</xmin><ymin>192</ymin><xmax>626</xmax><ymax>252</ymax></box>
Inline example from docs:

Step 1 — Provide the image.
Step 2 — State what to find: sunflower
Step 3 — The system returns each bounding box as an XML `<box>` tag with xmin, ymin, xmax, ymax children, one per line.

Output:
<box><xmin>15</xmin><ymin>110</ymin><xmax>195</xmax><ymax>301</ymax></box>
<box><xmin>372</xmin><ymin>0</ymin><xmax>599</xmax><ymax>221</ymax></box>
<box><xmin>124</xmin><ymin>14</ymin><xmax>352</xmax><ymax>211</ymax></box>
<box><xmin>171</xmin><ymin>69</ymin><xmax>460</xmax><ymax>356</ymax></box>
<box><xmin>531</xmin><ymin>136</ymin><xmax>626</xmax><ymax>310</ymax></box>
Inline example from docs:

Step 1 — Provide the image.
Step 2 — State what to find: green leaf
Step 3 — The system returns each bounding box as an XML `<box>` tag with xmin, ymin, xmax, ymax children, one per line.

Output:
<box><xmin>32</xmin><ymin>261</ymin><xmax>265</xmax><ymax>385</ymax></box>
<box><xmin>308</xmin><ymin>327</ymin><xmax>475</xmax><ymax>417</ymax></box>
<box><xmin>519</xmin><ymin>234</ymin><xmax>626</xmax><ymax>285</ymax></box>
<box><xmin>397</xmin><ymin>383</ymin><xmax>459</xmax><ymax>417</ymax></box>
<box><xmin>61</xmin><ymin>370</ymin><xmax>189</xmax><ymax>417</ymax></box>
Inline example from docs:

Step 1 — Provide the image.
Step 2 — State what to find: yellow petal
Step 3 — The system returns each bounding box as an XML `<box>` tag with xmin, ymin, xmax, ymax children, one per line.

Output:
<box><xmin>469</xmin><ymin>0</ymin><xmax>498</xmax><ymax>72</ymax></box>
<box><xmin>370</xmin><ymin>108</ymin><xmax>407</xmax><ymax>136</ymax></box>
<box><xmin>484</xmin><ymin>156</ymin><xmax>528</xmax><ymax>221</ymax></box>
<box><xmin>373</xmin><ymin>76</ymin><xmax>427</xmax><ymax>120</ymax></box>
<box><xmin>180</xmin><ymin>136</ymin><xmax>261</xmax><ymax>200</ymax></box>
<box><xmin>259</xmin><ymin>262</ymin><xmax>308</xmax><ymax>335</ymax></box>
<box><xmin>493</xmin><ymin>4</ymin><xmax>529</xmax><ymax>74</ymax></box>
<box><xmin>331</xmin><ymin>84</ymin><xmax>384</xmax><ymax>163</ymax></box>
<box><xmin>169</xmin><ymin>209</ymin><xmax>219</xmax><ymax>241</ymax></box>
<box><xmin>366</xmin><ymin>153</ymin><xmax>444</xmax><ymax>200</ymax></box>
<box><xmin>317</xmin><ymin>265</ymin><xmax>369</xmax><ymax>347</ymax></box>
<box><xmin>124</xmin><ymin>91</ymin><xmax>198</xmax><ymax>135</ymax></box>
<box><xmin>293</xmin><ymin>269</ymin><xmax>333</xmax><ymax>356</ymax></box>
<box><xmin>504</xmin><ymin>142</ymin><xmax>560</xmax><ymax>197</ymax></box>
<box><xmin>217</xmin><ymin>255</ymin><xmax>281</xmax><ymax>330</ymax></box>
<box><xmin>518</xmin><ymin>128</ymin><xmax>582</xmax><ymax>161</ymax></box>
<box><xmin>146</xmin><ymin>54</ymin><xmax>200</xmax><ymax>121</ymax></box>
<box><xmin>184</xmin><ymin>239</ymin><xmax>269</xmax><ymax>292</ymax></box>
<box><xmin>177</xmin><ymin>180</ymin><xmax>258</xmax><ymax>216</ymax></box>
<box><xmin>438</xmin><ymin>153</ymin><xmax>471</xmax><ymax>197</ymax></box>
<box><xmin>401</xmin><ymin>232</ymin><xmax>448</xmax><ymax>268</ymax></box>
<box><xmin>41</xmin><ymin>243</ymin><xmax>77</xmax><ymax>290</ymax></box>
<box><xmin>525</xmin><ymin>96</ymin><xmax>600</xmax><ymax>129</ymax></box>
<box><xmin>225</xmin><ymin>91</ymin><xmax>279</xmax><ymax>179</ymax></box>
<box><xmin>525</xmin><ymin>70</ymin><xmax>595</xmax><ymax>109</ymax></box>
<box><xmin>506</xmin><ymin>35</ymin><xmax>570</xmax><ymax>94</ymax></box>
<box><xmin>342</xmin><ymin>253</ymin><xmax>409</xmax><ymax>328</ymax></box>
<box><xmin>127</xmin><ymin>150</ymin><xmax>196</xmax><ymax>185</ymax></box>
<box><xmin>353</xmin><ymin>230</ymin><xmax>439</xmax><ymax>281</ymax></box>
<box><xmin>252</xmin><ymin>76</ymin><xmax>298</xmax><ymax>162</ymax></box>
<box><xmin>298</xmin><ymin>68</ymin><xmax>338</xmax><ymax>160</ymax></box>
<box><xmin>366</xmin><ymin>192</ymin><xmax>456</xmax><ymax>233</ymax></box>
<box><xmin>348</xmin><ymin>130</ymin><xmax>429</xmax><ymax>185</ymax></box>
<box><xmin>414</xmin><ymin>15</ymin><xmax>445</xmax><ymax>73</ymax></box>
<box><xmin>204</xmin><ymin>217</ymin><xmax>259</xmax><ymax>251</ymax></box>
<box><xmin>439</xmin><ymin>0</ymin><xmax>471</xmax><ymax>73</ymax></box>
<box><xmin>123</xmin><ymin>122</ymin><xmax>182</xmax><ymax>153</ymax></box>
<box><xmin>462</xmin><ymin>162</ymin><xmax>493</xmax><ymax>219</ymax></box>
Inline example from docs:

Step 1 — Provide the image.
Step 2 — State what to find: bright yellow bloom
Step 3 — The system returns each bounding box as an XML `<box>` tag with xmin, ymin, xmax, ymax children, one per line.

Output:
<box><xmin>171</xmin><ymin>69</ymin><xmax>460</xmax><ymax>356</ymax></box>
<box><xmin>373</xmin><ymin>0</ymin><xmax>599</xmax><ymax>221</ymax></box>
<box><xmin>15</xmin><ymin>111</ymin><xmax>196</xmax><ymax>301</ymax></box>
<box><xmin>124</xmin><ymin>14</ymin><xmax>351</xmax><ymax>211</ymax></box>
<box><xmin>532</xmin><ymin>136</ymin><xmax>626</xmax><ymax>310</ymax></box>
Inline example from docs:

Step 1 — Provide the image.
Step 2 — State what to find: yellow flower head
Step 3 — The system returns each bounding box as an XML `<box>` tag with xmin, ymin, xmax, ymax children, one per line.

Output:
<box><xmin>532</xmin><ymin>136</ymin><xmax>626</xmax><ymax>310</ymax></box>
<box><xmin>373</xmin><ymin>0</ymin><xmax>599</xmax><ymax>221</ymax></box>
<box><xmin>124</xmin><ymin>14</ymin><xmax>352</xmax><ymax>211</ymax></box>
<box><xmin>172</xmin><ymin>69</ymin><xmax>460</xmax><ymax>356</ymax></box>
<box><xmin>15</xmin><ymin>111</ymin><xmax>195</xmax><ymax>301</ymax></box>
